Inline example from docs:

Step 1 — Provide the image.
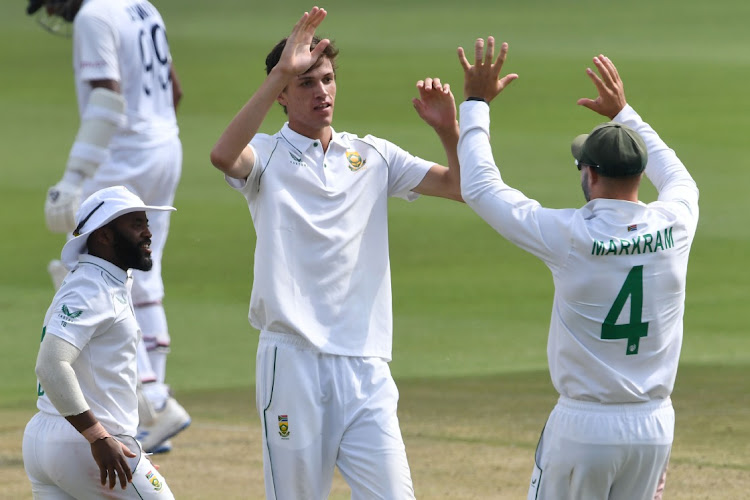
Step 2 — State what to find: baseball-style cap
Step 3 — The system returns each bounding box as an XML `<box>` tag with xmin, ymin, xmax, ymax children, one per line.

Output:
<box><xmin>571</xmin><ymin>122</ymin><xmax>647</xmax><ymax>177</ymax></box>
<box><xmin>61</xmin><ymin>186</ymin><xmax>175</xmax><ymax>269</ymax></box>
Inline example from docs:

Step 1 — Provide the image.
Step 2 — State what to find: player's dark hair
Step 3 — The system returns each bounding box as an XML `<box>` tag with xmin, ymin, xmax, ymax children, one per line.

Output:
<box><xmin>265</xmin><ymin>36</ymin><xmax>339</xmax><ymax>76</ymax></box>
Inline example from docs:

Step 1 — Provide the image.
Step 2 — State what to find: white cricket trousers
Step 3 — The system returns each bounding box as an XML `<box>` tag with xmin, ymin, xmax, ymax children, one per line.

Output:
<box><xmin>256</xmin><ymin>332</ymin><xmax>415</xmax><ymax>500</ymax></box>
<box><xmin>23</xmin><ymin>412</ymin><xmax>174</xmax><ymax>499</ymax></box>
<box><xmin>528</xmin><ymin>396</ymin><xmax>673</xmax><ymax>500</ymax></box>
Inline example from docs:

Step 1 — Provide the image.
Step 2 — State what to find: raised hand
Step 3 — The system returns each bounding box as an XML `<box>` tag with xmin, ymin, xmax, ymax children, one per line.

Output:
<box><xmin>457</xmin><ymin>36</ymin><xmax>518</xmax><ymax>103</ymax></box>
<box><xmin>275</xmin><ymin>7</ymin><xmax>330</xmax><ymax>78</ymax></box>
<box><xmin>412</xmin><ymin>77</ymin><xmax>457</xmax><ymax>134</ymax></box>
<box><xmin>576</xmin><ymin>55</ymin><xmax>627</xmax><ymax>120</ymax></box>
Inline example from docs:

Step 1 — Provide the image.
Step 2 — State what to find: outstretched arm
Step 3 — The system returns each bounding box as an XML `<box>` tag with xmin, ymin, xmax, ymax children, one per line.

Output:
<box><xmin>411</xmin><ymin>77</ymin><xmax>462</xmax><ymax>201</ymax></box>
<box><xmin>576</xmin><ymin>54</ymin><xmax>626</xmax><ymax>119</ymax></box>
<box><xmin>210</xmin><ymin>7</ymin><xmax>330</xmax><ymax>179</ymax></box>
<box><xmin>579</xmin><ymin>55</ymin><xmax>698</xmax><ymax>209</ymax></box>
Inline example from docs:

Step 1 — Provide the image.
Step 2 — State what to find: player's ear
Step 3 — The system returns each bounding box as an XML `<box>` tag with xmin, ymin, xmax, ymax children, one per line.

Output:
<box><xmin>276</xmin><ymin>91</ymin><xmax>287</xmax><ymax>107</ymax></box>
<box><xmin>588</xmin><ymin>167</ymin><xmax>600</xmax><ymax>185</ymax></box>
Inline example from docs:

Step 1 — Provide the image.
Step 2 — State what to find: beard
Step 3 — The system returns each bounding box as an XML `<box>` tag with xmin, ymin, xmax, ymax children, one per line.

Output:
<box><xmin>112</xmin><ymin>227</ymin><xmax>153</xmax><ymax>271</ymax></box>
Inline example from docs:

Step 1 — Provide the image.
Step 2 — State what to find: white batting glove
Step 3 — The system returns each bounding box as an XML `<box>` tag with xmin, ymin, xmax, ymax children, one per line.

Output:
<box><xmin>45</xmin><ymin>180</ymin><xmax>82</xmax><ymax>233</ymax></box>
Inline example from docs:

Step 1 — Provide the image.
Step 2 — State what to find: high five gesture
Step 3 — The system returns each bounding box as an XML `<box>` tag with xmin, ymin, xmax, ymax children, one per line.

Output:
<box><xmin>457</xmin><ymin>36</ymin><xmax>518</xmax><ymax>103</ymax></box>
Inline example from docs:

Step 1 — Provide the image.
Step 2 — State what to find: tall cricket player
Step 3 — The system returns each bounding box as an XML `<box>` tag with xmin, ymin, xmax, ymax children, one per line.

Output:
<box><xmin>452</xmin><ymin>39</ymin><xmax>698</xmax><ymax>499</ymax></box>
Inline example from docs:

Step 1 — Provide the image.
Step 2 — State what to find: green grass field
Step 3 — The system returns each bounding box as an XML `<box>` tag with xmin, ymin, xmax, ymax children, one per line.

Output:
<box><xmin>1</xmin><ymin>0</ymin><xmax>749</xmax><ymax>498</ymax></box>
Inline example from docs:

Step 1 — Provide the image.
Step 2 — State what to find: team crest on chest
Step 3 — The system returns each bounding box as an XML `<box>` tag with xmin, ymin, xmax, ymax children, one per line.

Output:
<box><xmin>346</xmin><ymin>150</ymin><xmax>366</xmax><ymax>171</ymax></box>
<box><xmin>278</xmin><ymin>415</ymin><xmax>290</xmax><ymax>439</ymax></box>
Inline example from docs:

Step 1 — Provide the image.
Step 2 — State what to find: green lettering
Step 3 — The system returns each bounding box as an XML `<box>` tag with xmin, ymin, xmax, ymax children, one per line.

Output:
<box><xmin>643</xmin><ymin>233</ymin><xmax>653</xmax><ymax>253</ymax></box>
<box><xmin>592</xmin><ymin>240</ymin><xmax>606</xmax><ymax>256</ymax></box>
<box><xmin>654</xmin><ymin>231</ymin><xmax>664</xmax><ymax>251</ymax></box>
<box><xmin>619</xmin><ymin>239</ymin><xmax>631</xmax><ymax>255</ymax></box>
<box><xmin>631</xmin><ymin>236</ymin><xmax>642</xmax><ymax>254</ymax></box>
<box><xmin>664</xmin><ymin>226</ymin><xmax>674</xmax><ymax>249</ymax></box>
<box><xmin>606</xmin><ymin>240</ymin><xmax>618</xmax><ymax>255</ymax></box>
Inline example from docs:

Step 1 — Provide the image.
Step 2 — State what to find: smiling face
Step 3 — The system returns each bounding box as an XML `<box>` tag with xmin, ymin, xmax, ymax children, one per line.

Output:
<box><xmin>278</xmin><ymin>57</ymin><xmax>336</xmax><ymax>140</ymax></box>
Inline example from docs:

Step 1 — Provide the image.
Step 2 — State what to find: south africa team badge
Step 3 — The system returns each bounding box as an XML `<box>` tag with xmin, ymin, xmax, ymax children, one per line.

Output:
<box><xmin>278</xmin><ymin>415</ymin><xmax>290</xmax><ymax>439</ymax></box>
<box><xmin>346</xmin><ymin>150</ymin><xmax>366</xmax><ymax>171</ymax></box>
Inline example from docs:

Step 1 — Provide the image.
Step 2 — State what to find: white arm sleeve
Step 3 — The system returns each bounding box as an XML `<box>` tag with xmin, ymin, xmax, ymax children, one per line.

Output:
<box><xmin>66</xmin><ymin>87</ymin><xmax>126</xmax><ymax>179</ymax></box>
<box><xmin>613</xmin><ymin>104</ymin><xmax>699</xmax><ymax>214</ymax></box>
<box><xmin>35</xmin><ymin>334</ymin><xmax>90</xmax><ymax>417</ymax></box>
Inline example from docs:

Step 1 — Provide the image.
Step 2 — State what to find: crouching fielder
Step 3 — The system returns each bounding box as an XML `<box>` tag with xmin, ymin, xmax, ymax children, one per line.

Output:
<box><xmin>23</xmin><ymin>186</ymin><xmax>176</xmax><ymax>499</ymax></box>
<box><xmin>453</xmin><ymin>39</ymin><xmax>698</xmax><ymax>499</ymax></box>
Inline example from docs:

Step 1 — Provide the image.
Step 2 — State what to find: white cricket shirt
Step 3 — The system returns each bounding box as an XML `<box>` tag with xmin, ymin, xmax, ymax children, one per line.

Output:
<box><xmin>228</xmin><ymin>124</ymin><xmax>433</xmax><ymax>359</ymax></box>
<box><xmin>458</xmin><ymin>102</ymin><xmax>699</xmax><ymax>403</ymax></box>
<box><xmin>36</xmin><ymin>255</ymin><xmax>139</xmax><ymax>436</ymax></box>
<box><xmin>73</xmin><ymin>0</ymin><xmax>178</xmax><ymax>149</ymax></box>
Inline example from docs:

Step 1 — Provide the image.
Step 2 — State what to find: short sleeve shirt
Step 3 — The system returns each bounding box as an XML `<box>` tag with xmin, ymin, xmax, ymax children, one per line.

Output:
<box><xmin>73</xmin><ymin>0</ymin><xmax>178</xmax><ymax>149</ymax></box>
<box><xmin>37</xmin><ymin>255</ymin><xmax>139</xmax><ymax>436</ymax></box>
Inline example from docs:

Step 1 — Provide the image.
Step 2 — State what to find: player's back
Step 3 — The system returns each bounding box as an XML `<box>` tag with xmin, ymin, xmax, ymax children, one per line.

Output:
<box><xmin>73</xmin><ymin>0</ymin><xmax>178</xmax><ymax>149</ymax></box>
<box><xmin>547</xmin><ymin>196</ymin><xmax>695</xmax><ymax>404</ymax></box>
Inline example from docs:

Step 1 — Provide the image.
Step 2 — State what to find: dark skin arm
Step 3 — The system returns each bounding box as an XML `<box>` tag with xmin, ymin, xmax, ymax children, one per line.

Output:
<box><xmin>170</xmin><ymin>64</ymin><xmax>183</xmax><ymax>110</ymax></box>
<box><xmin>66</xmin><ymin>410</ymin><xmax>136</xmax><ymax>490</ymax></box>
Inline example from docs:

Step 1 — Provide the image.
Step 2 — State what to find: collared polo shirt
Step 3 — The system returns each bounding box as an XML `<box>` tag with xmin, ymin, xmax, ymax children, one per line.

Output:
<box><xmin>37</xmin><ymin>255</ymin><xmax>139</xmax><ymax>436</ymax></box>
<box><xmin>228</xmin><ymin>124</ymin><xmax>433</xmax><ymax>359</ymax></box>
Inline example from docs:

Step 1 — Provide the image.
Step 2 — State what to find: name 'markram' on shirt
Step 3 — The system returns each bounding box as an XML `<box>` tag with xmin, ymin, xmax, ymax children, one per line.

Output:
<box><xmin>592</xmin><ymin>226</ymin><xmax>674</xmax><ymax>256</ymax></box>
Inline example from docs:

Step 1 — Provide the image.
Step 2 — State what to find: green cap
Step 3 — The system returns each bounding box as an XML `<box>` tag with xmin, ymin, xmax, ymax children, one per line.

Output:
<box><xmin>571</xmin><ymin>122</ymin><xmax>647</xmax><ymax>177</ymax></box>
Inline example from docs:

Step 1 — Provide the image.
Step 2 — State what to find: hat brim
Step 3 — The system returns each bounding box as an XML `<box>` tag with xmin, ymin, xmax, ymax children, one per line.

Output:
<box><xmin>61</xmin><ymin>204</ymin><xmax>175</xmax><ymax>270</ymax></box>
<box><xmin>570</xmin><ymin>134</ymin><xmax>588</xmax><ymax>162</ymax></box>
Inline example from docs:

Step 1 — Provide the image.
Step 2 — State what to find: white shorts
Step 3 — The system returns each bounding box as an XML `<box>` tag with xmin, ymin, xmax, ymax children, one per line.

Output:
<box><xmin>528</xmin><ymin>396</ymin><xmax>673</xmax><ymax>500</ymax></box>
<box><xmin>256</xmin><ymin>332</ymin><xmax>415</xmax><ymax>500</ymax></box>
<box><xmin>82</xmin><ymin>137</ymin><xmax>182</xmax><ymax>305</ymax></box>
<box><xmin>23</xmin><ymin>412</ymin><xmax>174</xmax><ymax>499</ymax></box>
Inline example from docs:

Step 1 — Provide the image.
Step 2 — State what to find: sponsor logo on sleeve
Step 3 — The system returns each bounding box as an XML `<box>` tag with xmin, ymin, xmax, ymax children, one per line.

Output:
<box><xmin>58</xmin><ymin>304</ymin><xmax>83</xmax><ymax>327</ymax></box>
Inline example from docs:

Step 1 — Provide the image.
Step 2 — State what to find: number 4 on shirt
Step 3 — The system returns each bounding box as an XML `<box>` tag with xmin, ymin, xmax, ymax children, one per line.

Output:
<box><xmin>601</xmin><ymin>265</ymin><xmax>649</xmax><ymax>355</ymax></box>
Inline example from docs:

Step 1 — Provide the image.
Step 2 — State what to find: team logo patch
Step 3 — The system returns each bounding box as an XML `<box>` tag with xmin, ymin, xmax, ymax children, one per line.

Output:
<box><xmin>627</xmin><ymin>224</ymin><xmax>638</xmax><ymax>232</ymax></box>
<box><xmin>346</xmin><ymin>150</ymin><xmax>366</xmax><ymax>171</ymax></box>
<box><xmin>58</xmin><ymin>304</ymin><xmax>83</xmax><ymax>328</ymax></box>
<box><xmin>61</xmin><ymin>304</ymin><xmax>83</xmax><ymax>319</ymax></box>
<box><xmin>278</xmin><ymin>415</ymin><xmax>290</xmax><ymax>439</ymax></box>
<box><xmin>145</xmin><ymin>470</ymin><xmax>163</xmax><ymax>491</ymax></box>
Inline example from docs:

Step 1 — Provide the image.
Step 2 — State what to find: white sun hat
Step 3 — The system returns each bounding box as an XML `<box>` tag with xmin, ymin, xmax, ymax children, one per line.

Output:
<box><xmin>61</xmin><ymin>186</ymin><xmax>175</xmax><ymax>269</ymax></box>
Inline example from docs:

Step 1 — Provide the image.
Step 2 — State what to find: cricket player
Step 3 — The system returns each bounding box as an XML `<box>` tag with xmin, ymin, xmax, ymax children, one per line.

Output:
<box><xmin>209</xmin><ymin>7</ymin><xmax>463</xmax><ymax>499</ymax></box>
<box><xmin>451</xmin><ymin>38</ymin><xmax>698</xmax><ymax>499</ymax></box>
<box><xmin>23</xmin><ymin>185</ymin><xmax>176</xmax><ymax>499</ymax></box>
<box><xmin>26</xmin><ymin>0</ymin><xmax>190</xmax><ymax>453</ymax></box>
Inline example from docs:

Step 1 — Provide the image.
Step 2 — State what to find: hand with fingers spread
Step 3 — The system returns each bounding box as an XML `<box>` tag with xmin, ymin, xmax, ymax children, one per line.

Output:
<box><xmin>577</xmin><ymin>54</ymin><xmax>627</xmax><ymax>120</ymax></box>
<box><xmin>412</xmin><ymin>77</ymin><xmax>457</xmax><ymax>135</ymax></box>
<box><xmin>274</xmin><ymin>6</ymin><xmax>331</xmax><ymax>78</ymax></box>
<box><xmin>457</xmin><ymin>36</ymin><xmax>518</xmax><ymax>103</ymax></box>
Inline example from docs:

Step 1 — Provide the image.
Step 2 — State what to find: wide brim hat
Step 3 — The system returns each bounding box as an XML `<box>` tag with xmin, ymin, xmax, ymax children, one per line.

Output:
<box><xmin>571</xmin><ymin>122</ymin><xmax>647</xmax><ymax>177</ymax></box>
<box><xmin>61</xmin><ymin>186</ymin><xmax>175</xmax><ymax>269</ymax></box>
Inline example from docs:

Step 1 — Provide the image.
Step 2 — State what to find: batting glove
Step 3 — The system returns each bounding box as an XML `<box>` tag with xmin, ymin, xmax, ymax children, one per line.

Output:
<box><xmin>45</xmin><ymin>180</ymin><xmax>82</xmax><ymax>233</ymax></box>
